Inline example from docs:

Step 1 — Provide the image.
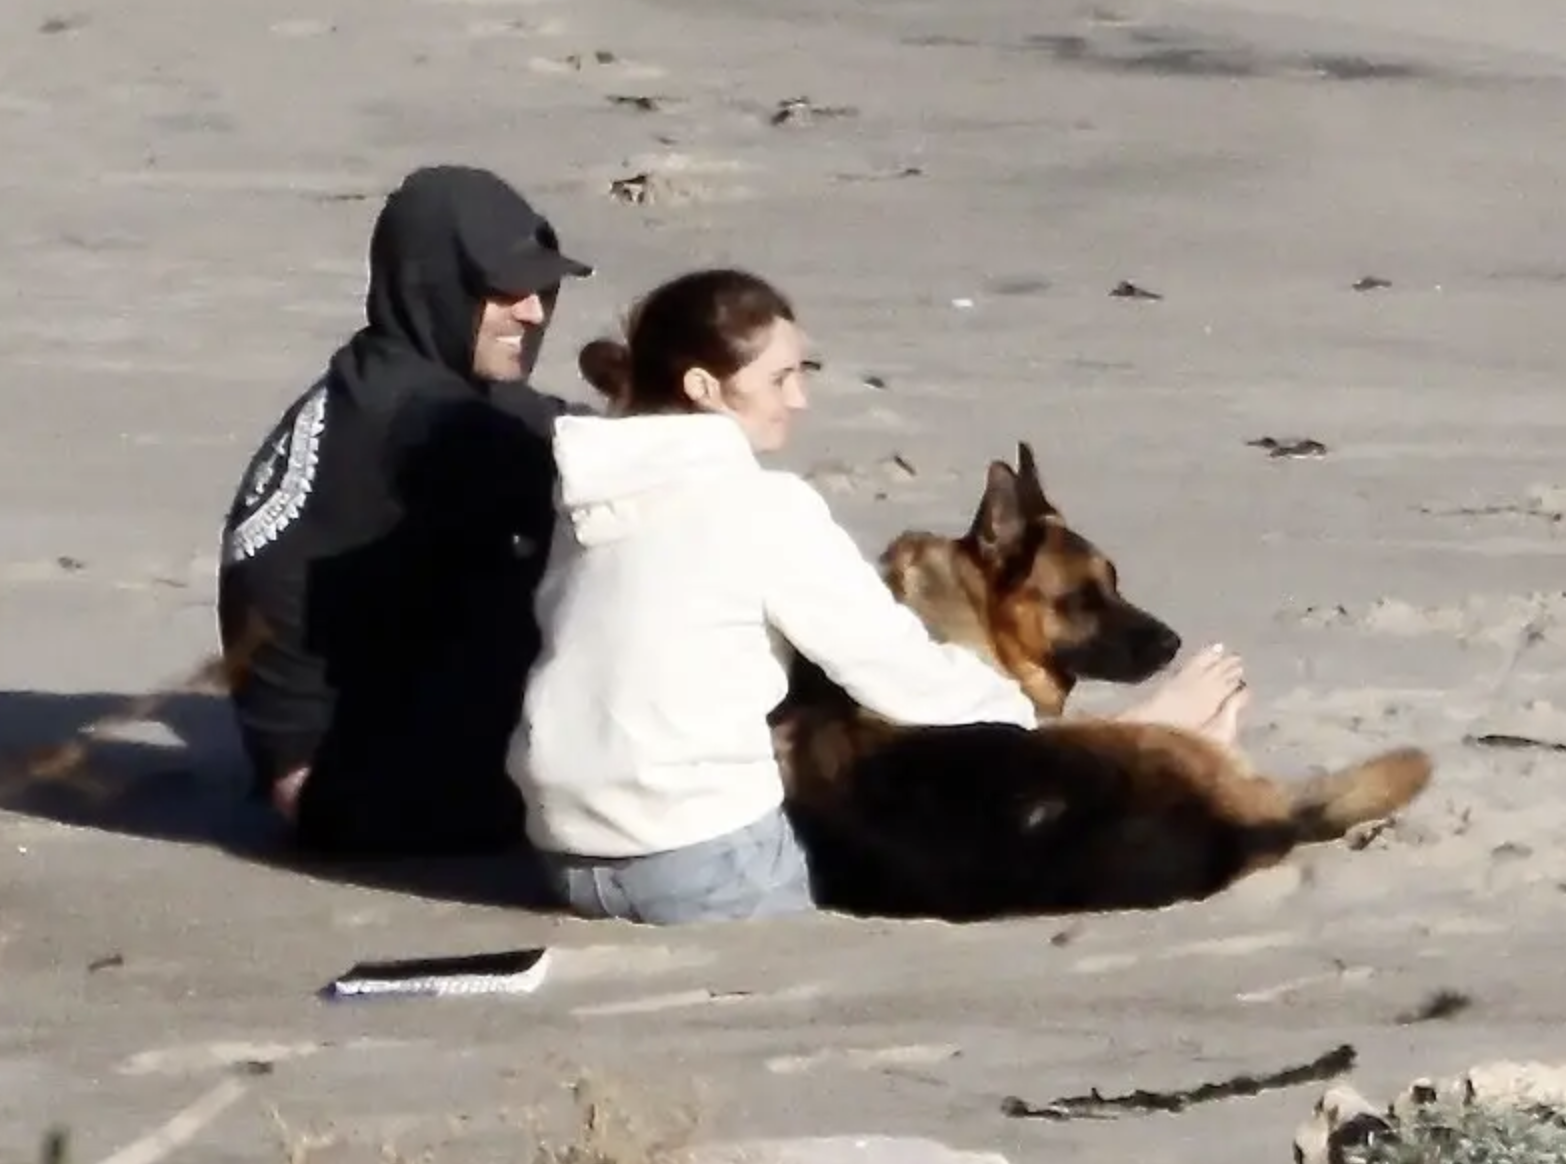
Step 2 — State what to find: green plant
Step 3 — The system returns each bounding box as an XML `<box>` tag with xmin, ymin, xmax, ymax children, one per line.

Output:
<box><xmin>1352</xmin><ymin>1099</ymin><xmax>1566</xmax><ymax>1164</ymax></box>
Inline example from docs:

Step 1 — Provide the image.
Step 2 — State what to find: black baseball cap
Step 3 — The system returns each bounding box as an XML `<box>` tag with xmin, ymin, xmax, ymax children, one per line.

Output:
<box><xmin>479</xmin><ymin>218</ymin><xmax>595</xmax><ymax>297</ymax></box>
<box><xmin>394</xmin><ymin>164</ymin><xmax>593</xmax><ymax>296</ymax></box>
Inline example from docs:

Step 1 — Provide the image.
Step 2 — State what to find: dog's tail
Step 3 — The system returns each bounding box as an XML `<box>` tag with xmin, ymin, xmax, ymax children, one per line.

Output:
<box><xmin>1285</xmin><ymin>746</ymin><xmax>1434</xmax><ymax>842</ymax></box>
<box><xmin>17</xmin><ymin>651</ymin><xmax>237</xmax><ymax>783</ymax></box>
<box><xmin>12</xmin><ymin>612</ymin><xmax>267</xmax><ymax>785</ymax></box>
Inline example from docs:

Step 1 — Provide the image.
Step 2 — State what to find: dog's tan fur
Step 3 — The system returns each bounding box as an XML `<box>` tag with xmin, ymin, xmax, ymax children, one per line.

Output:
<box><xmin>876</xmin><ymin>442</ymin><xmax>1177</xmax><ymax>718</ymax></box>
<box><xmin>773</xmin><ymin>443</ymin><xmax>1433</xmax><ymax>920</ymax></box>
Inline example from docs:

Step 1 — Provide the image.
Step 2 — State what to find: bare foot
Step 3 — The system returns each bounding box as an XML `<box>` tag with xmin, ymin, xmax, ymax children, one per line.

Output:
<box><xmin>270</xmin><ymin>766</ymin><xmax>309</xmax><ymax>825</ymax></box>
<box><xmin>1200</xmin><ymin>676</ymin><xmax>1250</xmax><ymax>748</ymax></box>
<box><xmin>1116</xmin><ymin>644</ymin><xmax>1248</xmax><ymax>745</ymax></box>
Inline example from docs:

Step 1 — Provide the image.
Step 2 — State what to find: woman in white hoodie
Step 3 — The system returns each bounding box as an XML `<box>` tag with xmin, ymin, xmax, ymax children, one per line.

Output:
<box><xmin>508</xmin><ymin>269</ymin><xmax>1247</xmax><ymax>925</ymax></box>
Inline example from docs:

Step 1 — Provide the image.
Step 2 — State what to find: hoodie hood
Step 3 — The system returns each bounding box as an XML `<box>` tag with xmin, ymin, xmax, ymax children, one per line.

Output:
<box><xmin>326</xmin><ymin>165</ymin><xmax>589</xmax><ymax>429</ymax></box>
<box><xmin>552</xmin><ymin>413</ymin><xmax>757</xmax><ymax>546</ymax></box>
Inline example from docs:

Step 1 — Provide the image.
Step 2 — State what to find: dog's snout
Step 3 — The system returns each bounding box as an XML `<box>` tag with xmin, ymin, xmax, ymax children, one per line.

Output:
<box><xmin>1145</xmin><ymin>624</ymin><xmax>1181</xmax><ymax>662</ymax></box>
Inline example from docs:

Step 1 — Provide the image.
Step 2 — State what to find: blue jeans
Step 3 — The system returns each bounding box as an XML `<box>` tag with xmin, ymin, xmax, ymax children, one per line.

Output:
<box><xmin>539</xmin><ymin>808</ymin><xmax>815</xmax><ymax>925</ymax></box>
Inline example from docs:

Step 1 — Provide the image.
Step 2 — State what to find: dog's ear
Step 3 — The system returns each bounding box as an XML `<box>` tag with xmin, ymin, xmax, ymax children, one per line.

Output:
<box><xmin>1015</xmin><ymin>441</ymin><xmax>1058</xmax><ymax>520</ymax></box>
<box><xmin>967</xmin><ymin>460</ymin><xmax>1029</xmax><ymax>566</ymax></box>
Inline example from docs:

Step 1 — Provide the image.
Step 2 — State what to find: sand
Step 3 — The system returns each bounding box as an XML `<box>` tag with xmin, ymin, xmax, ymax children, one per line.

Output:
<box><xmin>2</xmin><ymin>0</ymin><xmax>1565</xmax><ymax>1160</ymax></box>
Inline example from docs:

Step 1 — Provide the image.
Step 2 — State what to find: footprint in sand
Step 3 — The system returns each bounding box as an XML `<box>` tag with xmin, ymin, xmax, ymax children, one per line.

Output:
<box><xmin>765</xmin><ymin>1044</ymin><xmax>960</xmax><ymax>1076</ymax></box>
<box><xmin>117</xmin><ymin>1041</ymin><xmax>328</xmax><ymax>1077</ymax></box>
<box><xmin>98</xmin><ymin>169</ymin><xmax>381</xmax><ymax>198</ymax></box>
<box><xmin>1419</xmin><ymin>916</ymin><xmax>1509</xmax><ymax>939</ymax></box>
<box><xmin>1283</xmin><ymin>591</ymin><xmax>1566</xmax><ymax>650</ymax></box>
<box><xmin>1070</xmin><ymin>952</ymin><xmax>1140</xmax><ymax>974</ymax></box>
<box><xmin>1170</xmin><ymin>930</ymin><xmax>1304</xmax><ymax>958</ymax></box>
<box><xmin>572</xmin><ymin>982</ymin><xmax>822</xmax><ymax>1018</ymax></box>
<box><xmin>806</xmin><ymin>454</ymin><xmax>956</xmax><ymax>501</ymax></box>
<box><xmin>38</xmin><ymin>15</ymin><xmax>89</xmax><ymax>35</ymax></box>
<box><xmin>1071</xmin><ymin>929</ymin><xmax>1302</xmax><ymax>975</ymax></box>
<box><xmin>1235</xmin><ymin>963</ymin><xmax>1375</xmax><ymax>1005</ymax></box>
<box><xmin>604</xmin><ymin>94</ymin><xmax>686</xmax><ymax>115</ymax></box>
<box><xmin>763</xmin><ymin>96</ymin><xmax>859</xmax><ymax>129</ymax></box>
<box><xmin>1479</xmin><ymin>837</ymin><xmax>1559</xmax><ymax>895</ymax></box>
<box><xmin>118</xmin><ymin>1037</ymin><xmax>416</xmax><ymax>1077</ymax></box>
<box><xmin>599</xmin><ymin>153</ymin><xmax>753</xmax><ymax>207</ymax></box>
<box><xmin>462</xmin><ymin>17</ymin><xmax>567</xmax><ymax>37</ymax></box>
<box><xmin>0</xmin><ymin>557</ymin><xmax>93</xmax><ymax>584</ymax></box>
<box><xmin>269</xmin><ymin>18</ymin><xmax>335</xmax><ymax>37</ymax></box>
<box><xmin>146</xmin><ymin>109</ymin><xmax>239</xmax><ymax>136</ymax></box>
<box><xmin>1464</xmin><ymin>698</ymin><xmax>1566</xmax><ymax>753</ymax></box>
<box><xmin>548</xmin><ymin>943</ymin><xmax>717</xmax><ymax>982</ymax></box>
<box><xmin>0</xmin><ymin>553</ymin><xmax>209</xmax><ymax>592</ymax></box>
<box><xmin>693</xmin><ymin>1137</ymin><xmax>1010</xmax><ymax>1164</ymax></box>
<box><xmin>855</xmin><ymin>406</ymin><xmax>916</xmax><ymax>432</ymax></box>
<box><xmin>1219</xmin><ymin>860</ymin><xmax>1314</xmax><ymax>908</ymax></box>
<box><xmin>982</xmin><ymin>275</ymin><xmax>1052</xmax><ymax>297</ymax></box>
<box><xmin>1417</xmin><ymin>484</ymin><xmax>1566</xmax><ymax>528</ymax></box>
<box><xmin>528</xmin><ymin>50</ymin><xmax>666</xmax><ymax>80</ymax></box>
<box><xmin>0</xmin><ymin>91</ymin><xmax>52</xmax><ymax>115</ymax></box>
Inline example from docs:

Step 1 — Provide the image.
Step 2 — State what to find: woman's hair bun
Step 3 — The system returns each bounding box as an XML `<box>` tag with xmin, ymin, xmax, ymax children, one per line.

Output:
<box><xmin>577</xmin><ymin>338</ymin><xmax>632</xmax><ymax>400</ymax></box>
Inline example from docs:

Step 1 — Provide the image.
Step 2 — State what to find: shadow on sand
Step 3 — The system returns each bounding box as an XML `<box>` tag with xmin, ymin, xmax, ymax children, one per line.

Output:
<box><xmin>0</xmin><ymin>687</ymin><xmax>556</xmax><ymax>911</ymax></box>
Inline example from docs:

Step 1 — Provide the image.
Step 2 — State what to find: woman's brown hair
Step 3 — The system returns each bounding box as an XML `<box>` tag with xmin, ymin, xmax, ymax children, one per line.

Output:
<box><xmin>577</xmin><ymin>268</ymin><xmax>795</xmax><ymax>412</ymax></box>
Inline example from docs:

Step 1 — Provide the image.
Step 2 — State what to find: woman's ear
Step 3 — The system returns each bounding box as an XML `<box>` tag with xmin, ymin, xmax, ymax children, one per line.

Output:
<box><xmin>682</xmin><ymin>366</ymin><xmax>724</xmax><ymax>411</ymax></box>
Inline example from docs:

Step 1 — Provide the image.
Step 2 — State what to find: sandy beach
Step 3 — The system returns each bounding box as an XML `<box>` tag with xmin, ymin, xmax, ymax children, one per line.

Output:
<box><xmin>3</xmin><ymin>0</ymin><xmax>1566</xmax><ymax>1159</ymax></box>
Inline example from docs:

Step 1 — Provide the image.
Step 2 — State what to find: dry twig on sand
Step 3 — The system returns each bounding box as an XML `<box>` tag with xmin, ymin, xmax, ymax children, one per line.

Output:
<box><xmin>525</xmin><ymin>1071</ymin><xmax>700</xmax><ymax>1164</ymax></box>
<box><xmin>1001</xmin><ymin>1043</ymin><xmax>1356</xmax><ymax>1121</ymax></box>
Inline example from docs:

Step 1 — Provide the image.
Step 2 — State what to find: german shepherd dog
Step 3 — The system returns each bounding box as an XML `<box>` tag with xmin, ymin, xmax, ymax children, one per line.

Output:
<box><xmin>770</xmin><ymin>443</ymin><xmax>1434</xmax><ymax>922</ymax></box>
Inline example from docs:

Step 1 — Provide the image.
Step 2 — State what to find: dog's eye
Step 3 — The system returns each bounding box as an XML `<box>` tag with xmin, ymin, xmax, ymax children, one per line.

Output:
<box><xmin>1057</xmin><ymin>588</ymin><xmax>1104</xmax><ymax>617</ymax></box>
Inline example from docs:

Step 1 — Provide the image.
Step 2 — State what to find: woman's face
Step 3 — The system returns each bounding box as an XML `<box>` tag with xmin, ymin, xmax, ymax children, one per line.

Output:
<box><xmin>689</xmin><ymin>318</ymin><xmax>809</xmax><ymax>453</ymax></box>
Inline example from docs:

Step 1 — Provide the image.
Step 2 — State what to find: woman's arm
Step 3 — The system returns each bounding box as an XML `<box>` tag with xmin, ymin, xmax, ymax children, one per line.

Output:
<box><xmin>758</xmin><ymin>473</ymin><xmax>1038</xmax><ymax>730</ymax></box>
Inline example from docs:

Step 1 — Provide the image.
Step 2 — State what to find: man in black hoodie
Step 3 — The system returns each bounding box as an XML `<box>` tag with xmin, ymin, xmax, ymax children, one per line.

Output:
<box><xmin>216</xmin><ymin>165</ymin><xmax>594</xmax><ymax>856</ymax></box>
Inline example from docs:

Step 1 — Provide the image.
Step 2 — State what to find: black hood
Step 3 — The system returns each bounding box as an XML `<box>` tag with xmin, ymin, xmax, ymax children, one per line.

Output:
<box><xmin>327</xmin><ymin>165</ymin><xmax>590</xmax><ymax>418</ymax></box>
